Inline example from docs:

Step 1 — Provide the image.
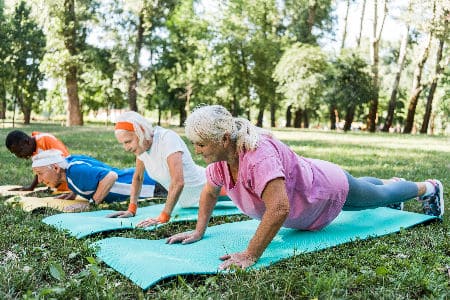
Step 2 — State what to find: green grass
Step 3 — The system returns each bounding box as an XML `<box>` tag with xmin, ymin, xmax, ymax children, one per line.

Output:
<box><xmin>0</xmin><ymin>123</ymin><xmax>449</xmax><ymax>299</ymax></box>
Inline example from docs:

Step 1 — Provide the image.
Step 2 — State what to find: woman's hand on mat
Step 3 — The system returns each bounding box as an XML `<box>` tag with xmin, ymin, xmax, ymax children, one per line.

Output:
<box><xmin>55</xmin><ymin>192</ymin><xmax>76</xmax><ymax>200</ymax></box>
<box><xmin>166</xmin><ymin>231</ymin><xmax>202</xmax><ymax>244</ymax></box>
<box><xmin>136</xmin><ymin>217</ymin><xmax>159</xmax><ymax>228</ymax></box>
<box><xmin>106</xmin><ymin>210</ymin><xmax>134</xmax><ymax>218</ymax></box>
<box><xmin>219</xmin><ymin>251</ymin><xmax>256</xmax><ymax>270</ymax></box>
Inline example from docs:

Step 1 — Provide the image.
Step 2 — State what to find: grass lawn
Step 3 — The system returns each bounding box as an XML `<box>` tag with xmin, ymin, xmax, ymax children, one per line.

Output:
<box><xmin>0</xmin><ymin>123</ymin><xmax>449</xmax><ymax>299</ymax></box>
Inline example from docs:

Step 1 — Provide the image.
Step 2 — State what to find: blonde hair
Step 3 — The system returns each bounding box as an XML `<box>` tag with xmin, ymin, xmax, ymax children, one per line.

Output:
<box><xmin>185</xmin><ymin>105</ymin><xmax>271</xmax><ymax>152</ymax></box>
<box><xmin>114</xmin><ymin>111</ymin><xmax>154</xmax><ymax>147</ymax></box>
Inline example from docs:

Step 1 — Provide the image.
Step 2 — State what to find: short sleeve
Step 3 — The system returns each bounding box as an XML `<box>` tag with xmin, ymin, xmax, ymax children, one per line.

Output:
<box><xmin>159</xmin><ymin>130</ymin><xmax>186</xmax><ymax>160</ymax></box>
<box><xmin>249</xmin><ymin>156</ymin><xmax>285</xmax><ymax>198</ymax></box>
<box><xmin>206</xmin><ymin>163</ymin><xmax>226</xmax><ymax>188</ymax></box>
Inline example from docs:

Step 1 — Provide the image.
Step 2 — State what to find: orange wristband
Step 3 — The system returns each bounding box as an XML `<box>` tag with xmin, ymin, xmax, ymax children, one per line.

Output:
<box><xmin>157</xmin><ymin>211</ymin><xmax>170</xmax><ymax>223</ymax></box>
<box><xmin>127</xmin><ymin>203</ymin><xmax>137</xmax><ymax>216</ymax></box>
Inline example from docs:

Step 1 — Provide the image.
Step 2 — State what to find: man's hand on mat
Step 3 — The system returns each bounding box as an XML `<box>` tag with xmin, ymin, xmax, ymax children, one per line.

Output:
<box><xmin>55</xmin><ymin>192</ymin><xmax>77</xmax><ymax>200</ymax></box>
<box><xmin>64</xmin><ymin>202</ymin><xmax>90</xmax><ymax>213</ymax></box>
<box><xmin>106</xmin><ymin>210</ymin><xmax>134</xmax><ymax>218</ymax></box>
<box><xmin>219</xmin><ymin>251</ymin><xmax>256</xmax><ymax>270</ymax></box>
<box><xmin>9</xmin><ymin>185</ymin><xmax>33</xmax><ymax>191</ymax></box>
<box><xmin>166</xmin><ymin>231</ymin><xmax>202</xmax><ymax>244</ymax></box>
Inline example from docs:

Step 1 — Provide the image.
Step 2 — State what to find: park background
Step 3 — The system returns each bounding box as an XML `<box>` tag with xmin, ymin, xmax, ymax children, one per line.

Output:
<box><xmin>0</xmin><ymin>0</ymin><xmax>449</xmax><ymax>298</ymax></box>
<box><xmin>0</xmin><ymin>0</ymin><xmax>448</xmax><ymax>133</ymax></box>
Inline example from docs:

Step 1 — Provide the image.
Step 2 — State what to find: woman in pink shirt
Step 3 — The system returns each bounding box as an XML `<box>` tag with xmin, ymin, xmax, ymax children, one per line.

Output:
<box><xmin>167</xmin><ymin>105</ymin><xmax>444</xmax><ymax>270</ymax></box>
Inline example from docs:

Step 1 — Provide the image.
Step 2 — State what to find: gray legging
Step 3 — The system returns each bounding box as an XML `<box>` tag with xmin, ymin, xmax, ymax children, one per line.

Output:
<box><xmin>342</xmin><ymin>172</ymin><xmax>419</xmax><ymax>210</ymax></box>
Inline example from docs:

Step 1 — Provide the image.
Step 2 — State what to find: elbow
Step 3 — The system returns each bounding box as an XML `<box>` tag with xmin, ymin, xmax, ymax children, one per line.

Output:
<box><xmin>111</xmin><ymin>172</ymin><xmax>119</xmax><ymax>181</ymax></box>
<box><xmin>172</xmin><ymin>178</ymin><xmax>185</xmax><ymax>191</ymax></box>
<box><xmin>273</xmin><ymin>201</ymin><xmax>290</xmax><ymax>221</ymax></box>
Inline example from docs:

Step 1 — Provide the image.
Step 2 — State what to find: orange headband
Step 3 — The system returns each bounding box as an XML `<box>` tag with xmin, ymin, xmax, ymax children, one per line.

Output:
<box><xmin>115</xmin><ymin>121</ymin><xmax>134</xmax><ymax>132</ymax></box>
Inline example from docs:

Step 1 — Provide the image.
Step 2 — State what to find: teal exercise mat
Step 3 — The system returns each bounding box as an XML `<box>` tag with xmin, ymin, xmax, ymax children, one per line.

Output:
<box><xmin>42</xmin><ymin>201</ymin><xmax>240</xmax><ymax>238</ymax></box>
<box><xmin>92</xmin><ymin>208</ymin><xmax>437</xmax><ymax>290</ymax></box>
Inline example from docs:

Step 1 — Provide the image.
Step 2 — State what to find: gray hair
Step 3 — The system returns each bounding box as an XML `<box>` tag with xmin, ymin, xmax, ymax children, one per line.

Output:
<box><xmin>185</xmin><ymin>105</ymin><xmax>271</xmax><ymax>152</ymax></box>
<box><xmin>114</xmin><ymin>111</ymin><xmax>154</xmax><ymax>147</ymax></box>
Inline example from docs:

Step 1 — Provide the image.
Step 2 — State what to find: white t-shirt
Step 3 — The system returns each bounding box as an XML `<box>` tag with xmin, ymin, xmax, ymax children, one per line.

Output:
<box><xmin>137</xmin><ymin>126</ymin><xmax>205</xmax><ymax>207</ymax></box>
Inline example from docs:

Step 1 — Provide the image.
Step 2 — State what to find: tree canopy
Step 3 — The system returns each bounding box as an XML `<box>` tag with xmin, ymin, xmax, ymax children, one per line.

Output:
<box><xmin>0</xmin><ymin>0</ymin><xmax>448</xmax><ymax>134</ymax></box>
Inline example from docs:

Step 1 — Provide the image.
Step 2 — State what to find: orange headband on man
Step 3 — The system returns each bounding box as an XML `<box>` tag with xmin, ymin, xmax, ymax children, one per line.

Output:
<box><xmin>115</xmin><ymin>121</ymin><xmax>135</xmax><ymax>132</ymax></box>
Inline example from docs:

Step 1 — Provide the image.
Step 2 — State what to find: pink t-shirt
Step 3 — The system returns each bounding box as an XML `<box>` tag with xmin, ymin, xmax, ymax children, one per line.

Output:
<box><xmin>206</xmin><ymin>135</ymin><xmax>349</xmax><ymax>230</ymax></box>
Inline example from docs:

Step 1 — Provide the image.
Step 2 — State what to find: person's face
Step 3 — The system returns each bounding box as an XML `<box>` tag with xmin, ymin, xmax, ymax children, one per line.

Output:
<box><xmin>33</xmin><ymin>165</ymin><xmax>64</xmax><ymax>188</ymax></box>
<box><xmin>9</xmin><ymin>141</ymin><xmax>34</xmax><ymax>159</ymax></box>
<box><xmin>115</xmin><ymin>131</ymin><xmax>150</xmax><ymax>156</ymax></box>
<box><xmin>193</xmin><ymin>139</ymin><xmax>227</xmax><ymax>164</ymax></box>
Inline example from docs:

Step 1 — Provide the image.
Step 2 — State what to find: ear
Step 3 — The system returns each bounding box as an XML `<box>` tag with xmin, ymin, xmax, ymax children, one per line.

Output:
<box><xmin>222</xmin><ymin>133</ymin><xmax>231</xmax><ymax>147</ymax></box>
<box><xmin>52</xmin><ymin>164</ymin><xmax>62</xmax><ymax>173</ymax></box>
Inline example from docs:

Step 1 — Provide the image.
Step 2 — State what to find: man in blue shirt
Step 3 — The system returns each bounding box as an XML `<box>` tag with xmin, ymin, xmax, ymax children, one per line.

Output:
<box><xmin>31</xmin><ymin>150</ymin><xmax>162</xmax><ymax>211</ymax></box>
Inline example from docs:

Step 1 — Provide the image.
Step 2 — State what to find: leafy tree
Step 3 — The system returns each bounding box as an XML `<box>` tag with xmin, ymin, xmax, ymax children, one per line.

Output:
<box><xmin>0</xmin><ymin>0</ymin><xmax>10</xmax><ymax>119</ymax></box>
<box><xmin>7</xmin><ymin>1</ymin><xmax>46</xmax><ymax>124</ymax></box>
<box><xmin>331</xmin><ymin>51</ymin><xmax>376</xmax><ymax>131</ymax></box>
<box><xmin>420</xmin><ymin>6</ymin><xmax>448</xmax><ymax>134</ymax></box>
<box><xmin>403</xmin><ymin>0</ymin><xmax>437</xmax><ymax>133</ymax></box>
<box><xmin>282</xmin><ymin>0</ymin><xmax>333</xmax><ymax>44</ymax></box>
<box><xmin>162</xmin><ymin>0</ymin><xmax>210</xmax><ymax>126</ymax></box>
<box><xmin>38</xmin><ymin>0</ymin><xmax>96</xmax><ymax>126</ymax></box>
<box><xmin>273</xmin><ymin>43</ymin><xmax>328</xmax><ymax>128</ymax></box>
<box><xmin>367</xmin><ymin>0</ymin><xmax>388</xmax><ymax>132</ymax></box>
<box><xmin>78</xmin><ymin>45</ymin><xmax>125</xmax><ymax>116</ymax></box>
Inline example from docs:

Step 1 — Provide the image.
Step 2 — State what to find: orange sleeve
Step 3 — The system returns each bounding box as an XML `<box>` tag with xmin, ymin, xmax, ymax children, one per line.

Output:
<box><xmin>33</xmin><ymin>133</ymin><xmax>70</xmax><ymax>157</ymax></box>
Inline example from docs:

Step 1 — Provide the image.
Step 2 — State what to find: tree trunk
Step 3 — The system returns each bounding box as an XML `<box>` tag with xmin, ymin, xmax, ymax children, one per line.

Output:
<box><xmin>183</xmin><ymin>83</ymin><xmax>192</xmax><ymax>125</ymax></box>
<box><xmin>344</xmin><ymin>105</ymin><xmax>356</xmax><ymax>132</ymax></box>
<box><xmin>383</xmin><ymin>23</ymin><xmax>410</xmax><ymax>132</ymax></box>
<box><xmin>256</xmin><ymin>106</ymin><xmax>264</xmax><ymax>127</ymax></box>
<box><xmin>306</xmin><ymin>3</ymin><xmax>317</xmax><ymax>37</ymax></box>
<box><xmin>420</xmin><ymin>38</ymin><xmax>444</xmax><ymax>134</ymax></box>
<box><xmin>403</xmin><ymin>29</ymin><xmax>433</xmax><ymax>133</ymax></box>
<box><xmin>294</xmin><ymin>108</ymin><xmax>302</xmax><ymax>128</ymax></box>
<box><xmin>239</xmin><ymin>42</ymin><xmax>252</xmax><ymax>119</ymax></box>
<box><xmin>329</xmin><ymin>104</ymin><xmax>338</xmax><ymax>130</ymax></box>
<box><xmin>22</xmin><ymin>105</ymin><xmax>31</xmax><ymax>125</ymax></box>
<box><xmin>179</xmin><ymin>97</ymin><xmax>187</xmax><ymax>127</ymax></box>
<box><xmin>66</xmin><ymin>65</ymin><xmax>83</xmax><ymax>125</ymax></box>
<box><xmin>368</xmin><ymin>0</ymin><xmax>387</xmax><ymax>132</ymax></box>
<box><xmin>64</xmin><ymin>0</ymin><xmax>83</xmax><ymax>126</ymax></box>
<box><xmin>16</xmin><ymin>91</ymin><xmax>32</xmax><ymax>125</ymax></box>
<box><xmin>128</xmin><ymin>12</ymin><xmax>144</xmax><ymax>112</ymax></box>
<box><xmin>303</xmin><ymin>109</ymin><xmax>309</xmax><ymax>129</ymax></box>
<box><xmin>0</xmin><ymin>89</ymin><xmax>6</xmax><ymax>119</ymax></box>
<box><xmin>157</xmin><ymin>105</ymin><xmax>162</xmax><ymax>126</ymax></box>
<box><xmin>270</xmin><ymin>103</ymin><xmax>276</xmax><ymax>127</ymax></box>
<box><xmin>356</xmin><ymin>0</ymin><xmax>366</xmax><ymax>47</ymax></box>
<box><xmin>341</xmin><ymin>0</ymin><xmax>351</xmax><ymax>50</ymax></box>
<box><xmin>286</xmin><ymin>104</ymin><xmax>292</xmax><ymax>127</ymax></box>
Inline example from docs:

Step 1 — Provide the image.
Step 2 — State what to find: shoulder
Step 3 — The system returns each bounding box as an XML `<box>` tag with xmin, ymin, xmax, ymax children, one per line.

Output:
<box><xmin>157</xmin><ymin>127</ymin><xmax>182</xmax><ymax>141</ymax></box>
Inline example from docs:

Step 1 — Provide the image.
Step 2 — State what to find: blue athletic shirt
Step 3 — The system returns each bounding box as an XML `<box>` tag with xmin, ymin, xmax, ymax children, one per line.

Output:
<box><xmin>65</xmin><ymin>155</ymin><xmax>156</xmax><ymax>203</ymax></box>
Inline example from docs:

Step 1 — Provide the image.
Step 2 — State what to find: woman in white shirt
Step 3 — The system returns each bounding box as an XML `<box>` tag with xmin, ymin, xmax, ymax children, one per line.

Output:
<box><xmin>108</xmin><ymin>111</ymin><xmax>210</xmax><ymax>227</ymax></box>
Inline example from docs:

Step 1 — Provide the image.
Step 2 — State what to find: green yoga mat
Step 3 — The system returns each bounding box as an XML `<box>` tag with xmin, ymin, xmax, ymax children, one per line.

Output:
<box><xmin>42</xmin><ymin>201</ymin><xmax>240</xmax><ymax>238</ymax></box>
<box><xmin>92</xmin><ymin>208</ymin><xmax>437</xmax><ymax>290</ymax></box>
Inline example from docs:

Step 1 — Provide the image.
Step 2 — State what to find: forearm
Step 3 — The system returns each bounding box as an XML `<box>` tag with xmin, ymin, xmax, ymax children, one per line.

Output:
<box><xmin>28</xmin><ymin>175</ymin><xmax>39</xmax><ymax>190</ymax></box>
<box><xmin>92</xmin><ymin>172</ymin><xmax>118</xmax><ymax>204</ymax></box>
<box><xmin>246</xmin><ymin>209</ymin><xmax>288</xmax><ymax>260</ymax></box>
<box><xmin>194</xmin><ymin>187</ymin><xmax>219</xmax><ymax>236</ymax></box>
<box><xmin>246</xmin><ymin>178</ymin><xmax>290</xmax><ymax>260</ymax></box>
<box><xmin>129</xmin><ymin>174</ymin><xmax>144</xmax><ymax>205</ymax></box>
<box><xmin>162</xmin><ymin>180</ymin><xmax>184</xmax><ymax>216</ymax></box>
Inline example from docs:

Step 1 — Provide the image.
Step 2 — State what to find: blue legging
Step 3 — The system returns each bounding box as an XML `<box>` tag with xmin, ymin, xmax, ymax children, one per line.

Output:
<box><xmin>342</xmin><ymin>172</ymin><xmax>418</xmax><ymax>210</ymax></box>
